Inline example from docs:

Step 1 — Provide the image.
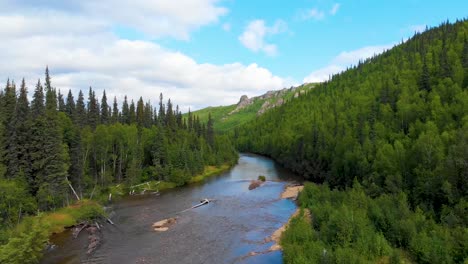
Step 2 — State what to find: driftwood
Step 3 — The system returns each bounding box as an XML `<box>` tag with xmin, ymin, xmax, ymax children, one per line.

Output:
<box><xmin>106</xmin><ymin>217</ymin><xmax>115</xmax><ymax>225</ymax></box>
<box><xmin>73</xmin><ymin>222</ymin><xmax>88</xmax><ymax>239</ymax></box>
<box><xmin>180</xmin><ymin>198</ymin><xmax>213</xmax><ymax>213</ymax></box>
<box><xmin>130</xmin><ymin>181</ymin><xmax>159</xmax><ymax>189</ymax></box>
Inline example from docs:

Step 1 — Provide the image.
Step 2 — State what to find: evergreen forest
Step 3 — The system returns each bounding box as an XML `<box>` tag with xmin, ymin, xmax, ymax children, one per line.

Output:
<box><xmin>0</xmin><ymin>68</ymin><xmax>238</xmax><ymax>246</ymax></box>
<box><xmin>235</xmin><ymin>20</ymin><xmax>468</xmax><ymax>263</ymax></box>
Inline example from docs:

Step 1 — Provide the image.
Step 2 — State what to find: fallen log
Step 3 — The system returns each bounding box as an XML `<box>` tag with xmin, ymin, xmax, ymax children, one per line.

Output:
<box><xmin>106</xmin><ymin>217</ymin><xmax>115</xmax><ymax>225</ymax></box>
<box><xmin>180</xmin><ymin>198</ymin><xmax>213</xmax><ymax>213</ymax></box>
<box><xmin>73</xmin><ymin>223</ymin><xmax>88</xmax><ymax>239</ymax></box>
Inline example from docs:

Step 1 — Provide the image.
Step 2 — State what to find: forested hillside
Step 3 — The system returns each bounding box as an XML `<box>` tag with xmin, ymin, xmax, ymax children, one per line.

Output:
<box><xmin>236</xmin><ymin>20</ymin><xmax>468</xmax><ymax>263</ymax></box>
<box><xmin>0</xmin><ymin>69</ymin><xmax>237</xmax><ymax>243</ymax></box>
<box><xmin>188</xmin><ymin>83</ymin><xmax>315</xmax><ymax>132</ymax></box>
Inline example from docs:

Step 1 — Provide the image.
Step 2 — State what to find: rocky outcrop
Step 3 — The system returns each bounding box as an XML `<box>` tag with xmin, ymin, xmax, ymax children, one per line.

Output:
<box><xmin>228</xmin><ymin>84</ymin><xmax>313</xmax><ymax>117</ymax></box>
<box><xmin>256</xmin><ymin>98</ymin><xmax>284</xmax><ymax>116</ymax></box>
<box><xmin>229</xmin><ymin>95</ymin><xmax>253</xmax><ymax>115</ymax></box>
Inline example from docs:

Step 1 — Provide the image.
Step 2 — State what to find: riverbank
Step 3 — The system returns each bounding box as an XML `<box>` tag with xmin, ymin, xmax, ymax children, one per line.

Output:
<box><xmin>269</xmin><ymin>185</ymin><xmax>306</xmax><ymax>250</ymax></box>
<box><xmin>1</xmin><ymin>164</ymin><xmax>234</xmax><ymax>263</ymax></box>
<box><xmin>105</xmin><ymin>163</ymin><xmax>233</xmax><ymax>201</ymax></box>
<box><xmin>0</xmin><ymin>200</ymin><xmax>105</xmax><ymax>263</ymax></box>
<box><xmin>247</xmin><ymin>184</ymin><xmax>305</xmax><ymax>258</ymax></box>
<box><xmin>188</xmin><ymin>164</ymin><xmax>232</xmax><ymax>183</ymax></box>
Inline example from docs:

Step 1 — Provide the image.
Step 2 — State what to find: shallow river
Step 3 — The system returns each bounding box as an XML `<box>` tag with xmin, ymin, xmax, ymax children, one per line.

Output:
<box><xmin>41</xmin><ymin>153</ymin><xmax>299</xmax><ymax>264</ymax></box>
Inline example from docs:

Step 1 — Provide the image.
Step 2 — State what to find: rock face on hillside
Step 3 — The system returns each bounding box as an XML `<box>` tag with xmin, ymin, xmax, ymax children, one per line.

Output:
<box><xmin>257</xmin><ymin>98</ymin><xmax>285</xmax><ymax>116</ymax></box>
<box><xmin>228</xmin><ymin>84</ymin><xmax>313</xmax><ymax>117</ymax></box>
<box><xmin>229</xmin><ymin>95</ymin><xmax>253</xmax><ymax>115</ymax></box>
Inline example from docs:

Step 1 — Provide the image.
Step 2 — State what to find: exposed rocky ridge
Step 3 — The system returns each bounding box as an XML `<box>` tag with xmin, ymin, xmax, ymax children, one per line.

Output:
<box><xmin>229</xmin><ymin>84</ymin><xmax>313</xmax><ymax>116</ymax></box>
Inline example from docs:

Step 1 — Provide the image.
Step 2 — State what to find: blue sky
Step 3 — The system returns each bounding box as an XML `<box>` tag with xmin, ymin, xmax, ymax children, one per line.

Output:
<box><xmin>160</xmin><ymin>0</ymin><xmax>467</xmax><ymax>81</ymax></box>
<box><xmin>0</xmin><ymin>0</ymin><xmax>466</xmax><ymax>110</ymax></box>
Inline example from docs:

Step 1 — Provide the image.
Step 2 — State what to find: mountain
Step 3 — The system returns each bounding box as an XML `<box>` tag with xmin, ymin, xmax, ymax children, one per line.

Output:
<box><xmin>187</xmin><ymin>83</ymin><xmax>316</xmax><ymax>132</ymax></box>
<box><xmin>235</xmin><ymin>20</ymin><xmax>468</xmax><ymax>263</ymax></box>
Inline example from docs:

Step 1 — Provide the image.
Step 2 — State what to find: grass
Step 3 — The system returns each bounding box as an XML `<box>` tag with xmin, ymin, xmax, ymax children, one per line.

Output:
<box><xmin>5</xmin><ymin>199</ymin><xmax>105</xmax><ymax>244</ymax></box>
<box><xmin>188</xmin><ymin>164</ymin><xmax>232</xmax><ymax>183</ymax></box>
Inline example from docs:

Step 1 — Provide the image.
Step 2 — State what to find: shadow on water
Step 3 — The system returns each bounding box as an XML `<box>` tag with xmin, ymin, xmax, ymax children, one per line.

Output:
<box><xmin>41</xmin><ymin>153</ymin><xmax>299</xmax><ymax>264</ymax></box>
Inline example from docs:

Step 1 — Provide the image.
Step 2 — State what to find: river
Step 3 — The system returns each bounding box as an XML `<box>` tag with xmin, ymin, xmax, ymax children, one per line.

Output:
<box><xmin>41</xmin><ymin>153</ymin><xmax>299</xmax><ymax>264</ymax></box>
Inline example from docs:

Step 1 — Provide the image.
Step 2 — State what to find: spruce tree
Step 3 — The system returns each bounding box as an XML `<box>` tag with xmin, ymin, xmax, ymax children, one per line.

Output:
<box><xmin>129</xmin><ymin>100</ymin><xmax>136</xmax><ymax>124</ymax></box>
<box><xmin>31</xmin><ymin>80</ymin><xmax>45</xmax><ymax>119</ymax></box>
<box><xmin>57</xmin><ymin>90</ymin><xmax>66</xmax><ymax>112</ymax></box>
<box><xmin>100</xmin><ymin>90</ymin><xmax>109</xmax><ymax>124</ymax></box>
<box><xmin>144</xmin><ymin>101</ymin><xmax>153</xmax><ymax>128</ymax></box>
<box><xmin>36</xmin><ymin>71</ymin><xmax>69</xmax><ymax>210</ymax></box>
<box><xmin>75</xmin><ymin>90</ymin><xmax>86</xmax><ymax>128</ymax></box>
<box><xmin>65</xmin><ymin>90</ymin><xmax>75</xmax><ymax>118</ymax></box>
<box><xmin>7</xmin><ymin>79</ymin><xmax>31</xmax><ymax>185</ymax></box>
<box><xmin>166</xmin><ymin>99</ymin><xmax>175</xmax><ymax>129</ymax></box>
<box><xmin>30</xmin><ymin>80</ymin><xmax>47</xmax><ymax>196</ymax></box>
<box><xmin>112</xmin><ymin>96</ymin><xmax>119</xmax><ymax>124</ymax></box>
<box><xmin>158</xmin><ymin>93</ymin><xmax>165</xmax><ymax>126</ymax></box>
<box><xmin>122</xmin><ymin>96</ymin><xmax>129</xmax><ymax>124</ymax></box>
<box><xmin>136</xmin><ymin>97</ymin><xmax>144</xmax><ymax>127</ymax></box>
<box><xmin>87</xmin><ymin>87</ymin><xmax>99</xmax><ymax>129</ymax></box>
<box><xmin>176</xmin><ymin>105</ymin><xmax>182</xmax><ymax>128</ymax></box>
<box><xmin>188</xmin><ymin>108</ymin><xmax>193</xmax><ymax>132</ymax></box>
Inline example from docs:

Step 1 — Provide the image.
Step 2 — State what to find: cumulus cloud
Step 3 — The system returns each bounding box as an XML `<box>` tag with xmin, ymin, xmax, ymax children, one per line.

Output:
<box><xmin>238</xmin><ymin>19</ymin><xmax>287</xmax><ymax>56</ymax></box>
<box><xmin>0</xmin><ymin>0</ymin><xmax>228</xmax><ymax>40</ymax></box>
<box><xmin>0</xmin><ymin>8</ymin><xmax>290</xmax><ymax>111</ymax></box>
<box><xmin>330</xmin><ymin>4</ymin><xmax>341</xmax><ymax>15</ymax></box>
<box><xmin>303</xmin><ymin>44</ymin><xmax>393</xmax><ymax>83</ymax></box>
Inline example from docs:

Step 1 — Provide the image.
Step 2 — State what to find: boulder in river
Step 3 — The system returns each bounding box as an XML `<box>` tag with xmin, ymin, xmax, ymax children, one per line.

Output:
<box><xmin>152</xmin><ymin>217</ymin><xmax>177</xmax><ymax>232</ymax></box>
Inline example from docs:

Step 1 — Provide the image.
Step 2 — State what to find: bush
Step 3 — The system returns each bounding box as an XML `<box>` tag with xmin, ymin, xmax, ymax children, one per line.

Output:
<box><xmin>258</xmin><ymin>175</ymin><xmax>266</xmax><ymax>182</ymax></box>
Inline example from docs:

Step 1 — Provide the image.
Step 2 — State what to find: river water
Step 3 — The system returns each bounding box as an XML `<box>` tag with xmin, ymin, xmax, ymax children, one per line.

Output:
<box><xmin>41</xmin><ymin>153</ymin><xmax>299</xmax><ymax>264</ymax></box>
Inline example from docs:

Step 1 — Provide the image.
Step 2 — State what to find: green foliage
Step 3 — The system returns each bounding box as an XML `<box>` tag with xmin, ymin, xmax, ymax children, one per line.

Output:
<box><xmin>285</xmin><ymin>183</ymin><xmax>466</xmax><ymax>263</ymax></box>
<box><xmin>0</xmin><ymin>200</ymin><xmax>104</xmax><ymax>264</ymax></box>
<box><xmin>0</xmin><ymin>179</ymin><xmax>36</xmax><ymax>243</ymax></box>
<box><xmin>0</xmin><ymin>218</ymin><xmax>49</xmax><ymax>264</ymax></box>
<box><xmin>258</xmin><ymin>175</ymin><xmax>266</xmax><ymax>182</ymax></box>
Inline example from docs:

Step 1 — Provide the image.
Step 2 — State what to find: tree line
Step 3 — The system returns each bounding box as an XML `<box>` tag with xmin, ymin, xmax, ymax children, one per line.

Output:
<box><xmin>0</xmin><ymin>69</ymin><xmax>237</xmax><ymax>242</ymax></box>
<box><xmin>235</xmin><ymin>19</ymin><xmax>467</xmax><ymax>262</ymax></box>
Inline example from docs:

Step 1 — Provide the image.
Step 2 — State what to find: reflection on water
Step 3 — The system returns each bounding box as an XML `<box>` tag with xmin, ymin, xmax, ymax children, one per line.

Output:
<box><xmin>41</xmin><ymin>153</ymin><xmax>299</xmax><ymax>264</ymax></box>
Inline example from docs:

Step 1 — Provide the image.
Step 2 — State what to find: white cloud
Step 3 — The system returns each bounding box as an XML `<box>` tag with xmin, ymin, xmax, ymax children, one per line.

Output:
<box><xmin>0</xmin><ymin>0</ymin><xmax>228</xmax><ymax>40</ymax></box>
<box><xmin>238</xmin><ymin>19</ymin><xmax>287</xmax><ymax>56</ymax></box>
<box><xmin>0</xmin><ymin>12</ymin><xmax>291</xmax><ymax>111</ymax></box>
<box><xmin>301</xmin><ymin>8</ymin><xmax>325</xmax><ymax>20</ymax></box>
<box><xmin>303</xmin><ymin>44</ymin><xmax>393</xmax><ymax>83</ymax></box>
<box><xmin>330</xmin><ymin>3</ymin><xmax>340</xmax><ymax>15</ymax></box>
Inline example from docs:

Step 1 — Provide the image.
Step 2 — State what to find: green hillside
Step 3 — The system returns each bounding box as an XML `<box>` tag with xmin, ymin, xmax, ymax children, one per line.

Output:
<box><xmin>236</xmin><ymin>20</ymin><xmax>468</xmax><ymax>263</ymax></box>
<box><xmin>187</xmin><ymin>83</ymin><xmax>315</xmax><ymax>132</ymax></box>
